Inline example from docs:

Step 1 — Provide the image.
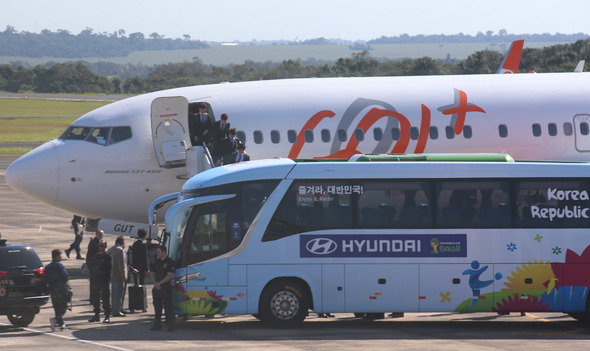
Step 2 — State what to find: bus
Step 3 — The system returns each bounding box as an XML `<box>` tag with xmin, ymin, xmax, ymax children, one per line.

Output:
<box><xmin>150</xmin><ymin>154</ymin><xmax>590</xmax><ymax>326</ymax></box>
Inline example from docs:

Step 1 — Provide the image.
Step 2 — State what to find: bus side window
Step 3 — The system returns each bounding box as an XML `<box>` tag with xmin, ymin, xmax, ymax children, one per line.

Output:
<box><xmin>263</xmin><ymin>181</ymin><xmax>354</xmax><ymax>241</ymax></box>
<box><xmin>357</xmin><ymin>181</ymin><xmax>431</xmax><ymax>229</ymax></box>
<box><xmin>436</xmin><ymin>181</ymin><xmax>510</xmax><ymax>228</ymax></box>
<box><xmin>515</xmin><ymin>180</ymin><xmax>590</xmax><ymax>228</ymax></box>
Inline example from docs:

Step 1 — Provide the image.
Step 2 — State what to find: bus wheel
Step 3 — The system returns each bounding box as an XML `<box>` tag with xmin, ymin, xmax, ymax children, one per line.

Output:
<box><xmin>260</xmin><ymin>280</ymin><xmax>308</xmax><ymax>327</ymax></box>
<box><xmin>569</xmin><ymin>295</ymin><xmax>590</xmax><ymax>323</ymax></box>
<box><xmin>354</xmin><ymin>313</ymin><xmax>366</xmax><ymax>318</ymax></box>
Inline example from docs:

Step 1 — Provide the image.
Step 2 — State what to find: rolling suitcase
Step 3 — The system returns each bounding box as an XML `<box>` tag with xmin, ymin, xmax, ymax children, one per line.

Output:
<box><xmin>128</xmin><ymin>284</ymin><xmax>147</xmax><ymax>312</ymax></box>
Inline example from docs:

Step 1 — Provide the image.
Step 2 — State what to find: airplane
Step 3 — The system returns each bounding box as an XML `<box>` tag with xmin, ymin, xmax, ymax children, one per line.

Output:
<box><xmin>16</xmin><ymin>41</ymin><xmax>582</xmax><ymax>238</ymax></box>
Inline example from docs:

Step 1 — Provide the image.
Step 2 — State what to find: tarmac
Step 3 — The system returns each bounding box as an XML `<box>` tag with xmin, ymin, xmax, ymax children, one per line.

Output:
<box><xmin>1</xmin><ymin>156</ymin><xmax>590</xmax><ymax>350</ymax></box>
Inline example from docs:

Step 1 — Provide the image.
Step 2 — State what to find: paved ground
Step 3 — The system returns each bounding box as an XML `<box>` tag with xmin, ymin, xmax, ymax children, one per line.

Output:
<box><xmin>1</xmin><ymin>156</ymin><xmax>590</xmax><ymax>350</ymax></box>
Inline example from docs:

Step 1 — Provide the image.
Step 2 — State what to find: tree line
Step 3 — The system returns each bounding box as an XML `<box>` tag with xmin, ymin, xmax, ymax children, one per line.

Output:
<box><xmin>1</xmin><ymin>39</ymin><xmax>590</xmax><ymax>95</ymax></box>
<box><xmin>0</xmin><ymin>26</ymin><xmax>209</xmax><ymax>58</ymax></box>
<box><xmin>368</xmin><ymin>30</ymin><xmax>588</xmax><ymax>44</ymax></box>
<box><xmin>1</xmin><ymin>26</ymin><xmax>588</xmax><ymax>59</ymax></box>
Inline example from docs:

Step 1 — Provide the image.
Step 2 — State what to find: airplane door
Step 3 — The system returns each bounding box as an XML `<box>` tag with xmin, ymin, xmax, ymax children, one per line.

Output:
<box><xmin>151</xmin><ymin>96</ymin><xmax>191</xmax><ymax>167</ymax></box>
<box><xmin>574</xmin><ymin>114</ymin><xmax>590</xmax><ymax>152</ymax></box>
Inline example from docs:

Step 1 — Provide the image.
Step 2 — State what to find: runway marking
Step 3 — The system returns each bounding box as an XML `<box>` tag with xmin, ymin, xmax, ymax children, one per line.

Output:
<box><xmin>0</xmin><ymin>322</ymin><xmax>134</xmax><ymax>351</ymax></box>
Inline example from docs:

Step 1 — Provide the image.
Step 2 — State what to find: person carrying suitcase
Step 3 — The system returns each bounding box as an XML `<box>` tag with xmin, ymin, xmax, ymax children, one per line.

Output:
<box><xmin>128</xmin><ymin>229</ymin><xmax>149</xmax><ymax>312</ymax></box>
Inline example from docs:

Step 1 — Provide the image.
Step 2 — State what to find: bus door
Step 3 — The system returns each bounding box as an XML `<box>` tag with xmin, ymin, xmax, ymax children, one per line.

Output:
<box><xmin>151</xmin><ymin>96</ymin><xmax>191</xmax><ymax>167</ymax></box>
<box><xmin>344</xmin><ymin>264</ymin><xmax>419</xmax><ymax>312</ymax></box>
<box><xmin>574</xmin><ymin>114</ymin><xmax>590</xmax><ymax>152</ymax></box>
<box><xmin>419</xmin><ymin>264</ymin><xmax>469</xmax><ymax>312</ymax></box>
<box><xmin>322</xmin><ymin>265</ymin><xmax>345</xmax><ymax>312</ymax></box>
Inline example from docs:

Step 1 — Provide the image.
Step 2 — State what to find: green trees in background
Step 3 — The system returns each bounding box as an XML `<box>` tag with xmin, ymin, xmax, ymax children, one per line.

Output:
<box><xmin>1</xmin><ymin>39</ymin><xmax>589</xmax><ymax>94</ymax></box>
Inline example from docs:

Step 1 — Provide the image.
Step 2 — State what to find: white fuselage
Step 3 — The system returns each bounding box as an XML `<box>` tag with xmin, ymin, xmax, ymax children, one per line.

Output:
<box><xmin>6</xmin><ymin>73</ymin><xmax>590</xmax><ymax>223</ymax></box>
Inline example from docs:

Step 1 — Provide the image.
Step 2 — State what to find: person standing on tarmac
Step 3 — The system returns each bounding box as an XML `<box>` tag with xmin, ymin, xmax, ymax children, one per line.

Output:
<box><xmin>149</xmin><ymin>245</ymin><xmax>175</xmax><ymax>332</ymax></box>
<box><xmin>65</xmin><ymin>215</ymin><xmax>85</xmax><ymax>259</ymax></box>
<box><xmin>88</xmin><ymin>239</ymin><xmax>112</xmax><ymax>323</ymax></box>
<box><xmin>130</xmin><ymin>229</ymin><xmax>149</xmax><ymax>287</ymax></box>
<box><xmin>108</xmin><ymin>236</ymin><xmax>137</xmax><ymax>317</ymax></box>
<box><xmin>44</xmin><ymin>249</ymin><xmax>71</xmax><ymax>331</ymax></box>
<box><xmin>86</xmin><ymin>230</ymin><xmax>104</xmax><ymax>301</ymax></box>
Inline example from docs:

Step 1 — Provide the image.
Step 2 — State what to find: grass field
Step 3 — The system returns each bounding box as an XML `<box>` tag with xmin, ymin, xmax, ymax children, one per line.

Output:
<box><xmin>0</xmin><ymin>98</ymin><xmax>110</xmax><ymax>117</ymax></box>
<box><xmin>0</xmin><ymin>42</ymin><xmax>561</xmax><ymax>67</ymax></box>
<box><xmin>0</xmin><ymin>98</ymin><xmax>112</xmax><ymax>156</ymax></box>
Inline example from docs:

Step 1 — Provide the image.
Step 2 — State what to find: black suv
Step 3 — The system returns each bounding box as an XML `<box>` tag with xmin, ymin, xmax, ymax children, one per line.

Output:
<box><xmin>0</xmin><ymin>239</ymin><xmax>49</xmax><ymax>327</ymax></box>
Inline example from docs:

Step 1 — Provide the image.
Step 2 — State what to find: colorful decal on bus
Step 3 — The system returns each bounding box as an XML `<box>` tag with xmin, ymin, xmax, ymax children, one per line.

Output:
<box><xmin>455</xmin><ymin>244</ymin><xmax>590</xmax><ymax>313</ymax></box>
<box><xmin>173</xmin><ymin>285</ymin><xmax>229</xmax><ymax>315</ymax></box>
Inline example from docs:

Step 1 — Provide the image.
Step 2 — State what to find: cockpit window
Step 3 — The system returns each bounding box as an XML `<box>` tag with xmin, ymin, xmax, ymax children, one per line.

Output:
<box><xmin>59</xmin><ymin>126</ymin><xmax>132</xmax><ymax>145</ymax></box>
<box><xmin>86</xmin><ymin>127</ymin><xmax>110</xmax><ymax>145</ymax></box>
<box><xmin>109</xmin><ymin>127</ymin><xmax>132</xmax><ymax>144</ymax></box>
<box><xmin>60</xmin><ymin>126</ymin><xmax>91</xmax><ymax>140</ymax></box>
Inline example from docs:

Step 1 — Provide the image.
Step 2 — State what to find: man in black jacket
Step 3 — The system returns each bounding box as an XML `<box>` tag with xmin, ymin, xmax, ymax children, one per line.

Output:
<box><xmin>88</xmin><ymin>239</ymin><xmax>112</xmax><ymax>323</ymax></box>
<box><xmin>188</xmin><ymin>103</ymin><xmax>212</xmax><ymax>146</ymax></box>
<box><xmin>130</xmin><ymin>229</ymin><xmax>149</xmax><ymax>286</ymax></box>
<box><xmin>86</xmin><ymin>230</ymin><xmax>104</xmax><ymax>301</ymax></box>
<box><xmin>44</xmin><ymin>249</ymin><xmax>70</xmax><ymax>331</ymax></box>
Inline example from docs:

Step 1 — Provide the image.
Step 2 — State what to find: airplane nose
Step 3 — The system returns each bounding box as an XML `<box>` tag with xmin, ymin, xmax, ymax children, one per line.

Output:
<box><xmin>6</xmin><ymin>141</ymin><xmax>59</xmax><ymax>205</ymax></box>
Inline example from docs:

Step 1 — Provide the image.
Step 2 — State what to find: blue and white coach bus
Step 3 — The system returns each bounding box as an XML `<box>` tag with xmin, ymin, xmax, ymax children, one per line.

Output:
<box><xmin>150</xmin><ymin>154</ymin><xmax>590</xmax><ymax>326</ymax></box>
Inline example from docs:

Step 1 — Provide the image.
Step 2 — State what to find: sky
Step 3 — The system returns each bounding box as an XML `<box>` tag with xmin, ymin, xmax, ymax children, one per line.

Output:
<box><xmin>2</xmin><ymin>0</ymin><xmax>589</xmax><ymax>42</ymax></box>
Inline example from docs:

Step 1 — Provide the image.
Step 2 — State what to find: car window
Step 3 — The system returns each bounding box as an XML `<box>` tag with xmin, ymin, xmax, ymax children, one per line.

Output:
<box><xmin>0</xmin><ymin>247</ymin><xmax>43</xmax><ymax>270</ymax></box>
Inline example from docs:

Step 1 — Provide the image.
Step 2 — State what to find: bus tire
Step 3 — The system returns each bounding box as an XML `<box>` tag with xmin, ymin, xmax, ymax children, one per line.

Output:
<box><xmin>569</xmin><ymin>293</ymin><xmax>590</xmax><ymax>323</ymax></box>
<box><xmin>260</xmin><ymin>280</ymin><xmax>308</xmax><ymax>327</ymax></box>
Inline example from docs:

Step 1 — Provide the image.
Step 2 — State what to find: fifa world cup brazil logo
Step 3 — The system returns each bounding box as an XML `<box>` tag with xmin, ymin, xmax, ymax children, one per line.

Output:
<box><xmin>430</xmin><ymin>238</ymin><xmax>440</xmax><ymax>254</ymax></box>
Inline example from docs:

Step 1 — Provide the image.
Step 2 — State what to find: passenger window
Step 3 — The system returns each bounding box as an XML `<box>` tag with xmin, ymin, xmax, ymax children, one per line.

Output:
<box><xmin>580</xmin><ymin>122</ymin><xmax>589</xmax><ymax>136</ymax></box>
<box><xmin>287</xmin><ymin>130</ymin><xmax>297</xmax><ymax>143</ymax></box>
<box><xmin>86</xmin><ymin>127</ymin><xmax>110</xmax><ymax>145</ymax></box>
<box><xmin>263</xmin><ymin>181</ymin><xmax>356</xmax><ymax>241</ymax></box>
<box><xmin>463</xmin><ymin>125</ymin><xmax>472</xmax><ymax>139</ymax></box>
<box><xmin>358</xmin><ymin>181</ymin><xmax>431</xmax><ymax>228</ymax></box>
<box><xmin>253</xmin><ymin>130</ymin><xmax>263</xmax><ymax>144</ymax></box>
<box><xmin>392</xmin><ymin>128</ymin><xmax>400</xmax><ymax>141</ymax></box>
<box><xmin>109</xmin><ymin>127</ymin><xmax>132</xmax><ymax>145</ymax></box>
<box><xmin>237</xmin><ymin>131</ymin><xmax>246</xmax><ymax>144</ymax></box>
<box><xmin>436</xmin><ymin>180</ymin><xmax>510</xmax><ymax>228</ymax></box>
<box><xmin>354</xmin><ymin>129</ymin><xmax>364</xmax><ymax>142</ymax></box>
<box><xmin>321</xmin><ymin>129</ymin><xmax>331</xmax><ymax>142</ymax></box>
<box><xmin>532</xmin><ymin>123</ymin><xmax>542</xmax><ymax>137</ymax></box>
<box><xmin>271</xmin><ymin>130</ymin><xmax>280</xmax><ymax>144</ymax></box>
<box><xmin>445</xmin><ymin>126</ymin><xmax>455</xmax><ymax>139</ymax></box>
<box><xmin>563</xmin><ymin>122</ymin><xmax>573</xmax><ymax>136</ymax></box>
<box><xmin>337</xmin><ymin>129</ymin><xmax>347</xmax><ymax>142</ymax></box>
<box><xmin>548</xmin><ymin>123</ymin><xmax>557</xmax><ymax>136</ymax></box>
<box><xmin>499</xmin><ymin>124</ymin><xmax>508</xmax><ymax>138</ymax></box>
<box><xmin>304</xmin><ymin>129</ymin><xmax>314</xmax><ymax>143</ymax></box>
<box><xmin>373</xmin><ymin>128</ymin><xmax>383</xmax><ymax>141</ymax></box>
<box><xmin>410</xmin><ymin>127</ymin><xmax>419</xmax><ymax>140</ymax></box>
<box><xmin>429</xmin><ymin>126</ymin><xmax>438</xmax><ymax>140</ymax></box>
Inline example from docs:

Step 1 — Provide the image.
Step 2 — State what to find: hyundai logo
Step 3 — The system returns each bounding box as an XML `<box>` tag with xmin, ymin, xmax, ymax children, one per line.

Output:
<box><xmin>306</xmin><ymin>238</ymin><xmax>338</xmax><ymax>255</ymax></box>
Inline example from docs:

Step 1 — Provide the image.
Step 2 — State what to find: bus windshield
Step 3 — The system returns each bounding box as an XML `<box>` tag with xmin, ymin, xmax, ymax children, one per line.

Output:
<box><xmin>169</xmin><ymin>180</ymin><xmax>279</xmax><ymax>266</ymax></box>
